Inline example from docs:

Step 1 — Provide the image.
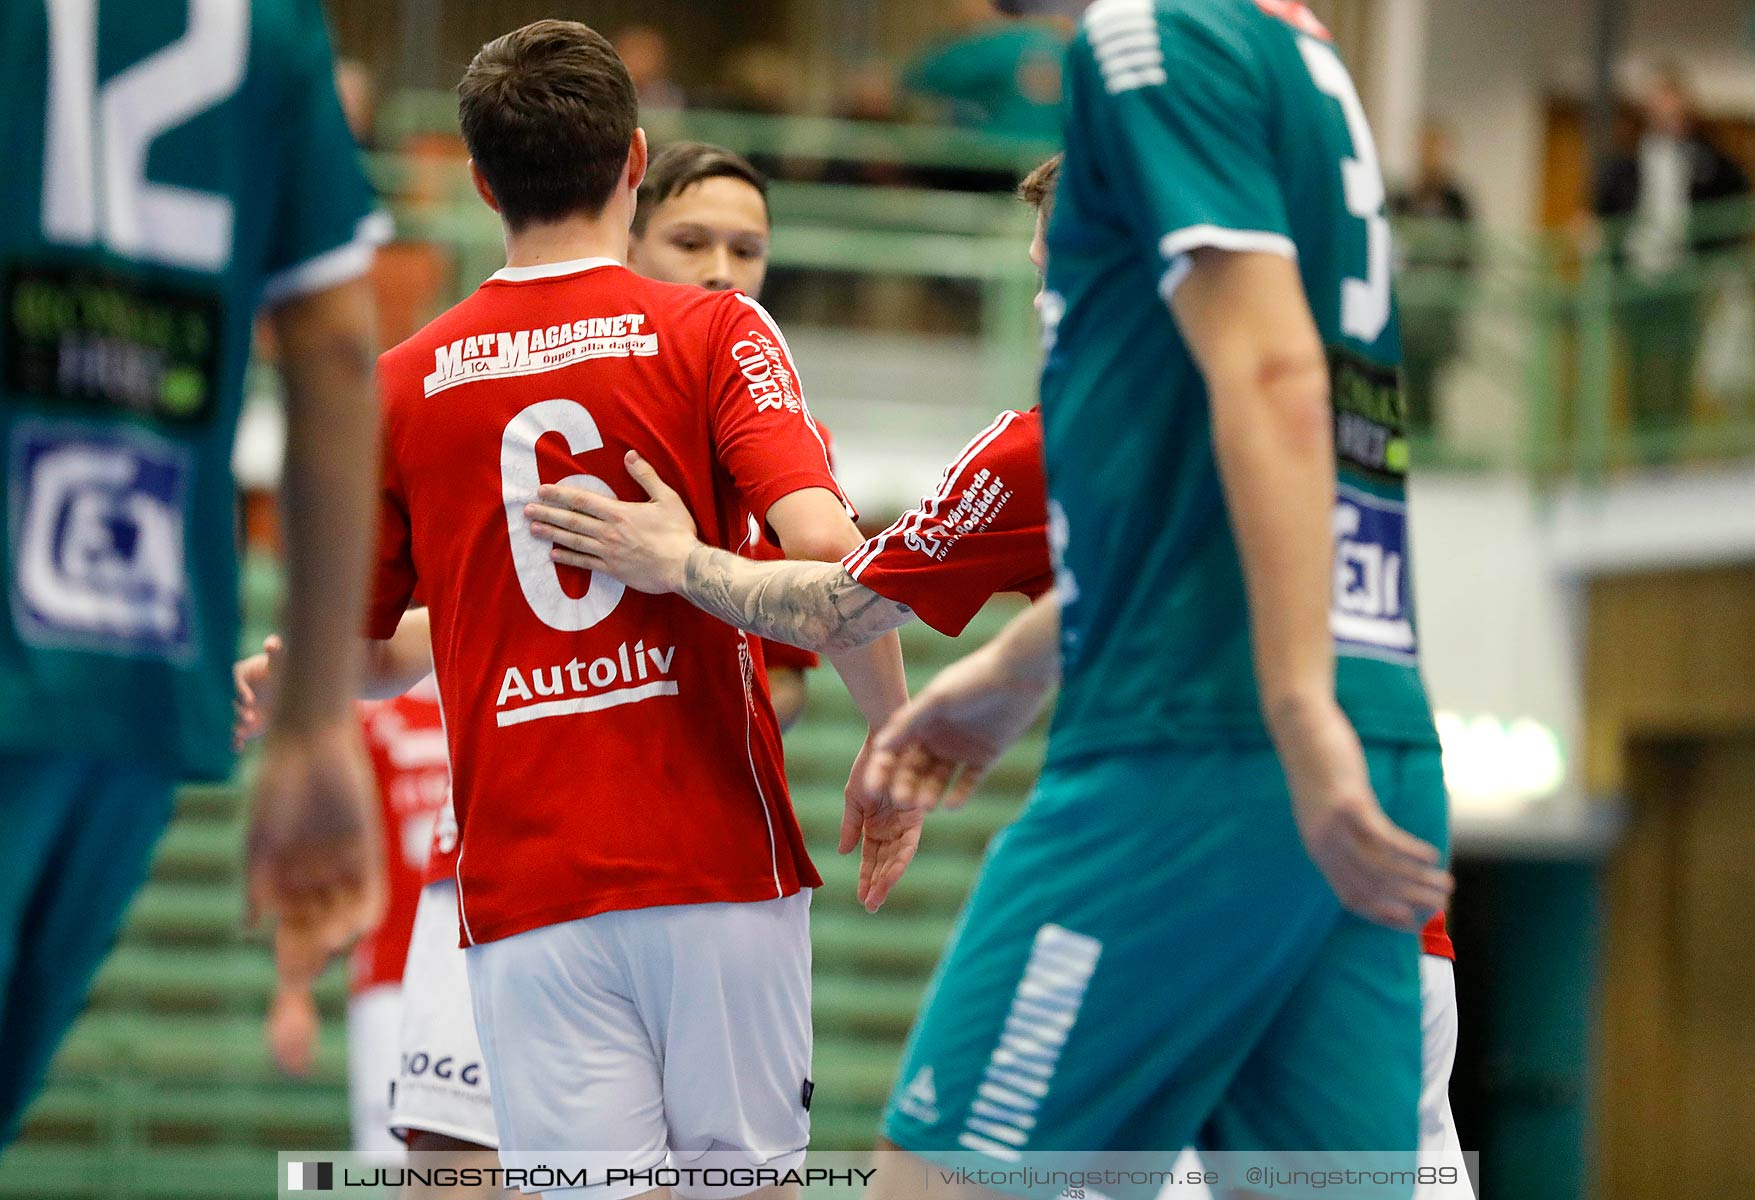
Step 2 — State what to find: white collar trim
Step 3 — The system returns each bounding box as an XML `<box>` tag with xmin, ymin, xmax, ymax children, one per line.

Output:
<box><xmin>491</xmin><ymin>256</ymin><xmax>622</xmax><ymax>283</ymax></box>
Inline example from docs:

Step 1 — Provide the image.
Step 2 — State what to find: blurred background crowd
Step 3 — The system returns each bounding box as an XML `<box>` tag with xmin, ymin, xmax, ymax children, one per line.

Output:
<box><xmin>303</xmin><ymin>0</ymin><xmax>1755</xmax><ymax>471</ymax></box>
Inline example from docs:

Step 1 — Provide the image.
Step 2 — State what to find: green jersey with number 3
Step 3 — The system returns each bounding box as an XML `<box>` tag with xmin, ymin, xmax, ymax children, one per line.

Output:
<box><xmin>1040</xmin><ymin>0</ymin><xmax>1438</xmax><ymax>764</ymax></box>
<box><xmin>0</xmin><ymin>0</ymin><xmax>385</xmax><ymax>779</ymax></box>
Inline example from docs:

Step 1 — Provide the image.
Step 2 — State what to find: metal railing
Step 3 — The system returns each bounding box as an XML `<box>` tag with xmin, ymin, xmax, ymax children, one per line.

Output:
<box><xmin>365</xmin><ymin>100</ymin><xmax>1755</xmax><ymax>479</ymax></box>
<box><xmin>380</xmin><ymin>91</ymin><xmax>1062</xmax><ymax>177</ymax></box>
<box><xmin>1398</xmin><ymin>196</ymin><xmax>1755</xmax><ymax>476</ymax></box>
<box><xmin>371</xmin><ymin>141</ymin><xmax>1046</xmax><ymax>416</ymax></box>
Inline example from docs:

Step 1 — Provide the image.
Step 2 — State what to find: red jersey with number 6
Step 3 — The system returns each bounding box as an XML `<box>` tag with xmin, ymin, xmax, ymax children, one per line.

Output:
<box><xmin>416</xmin><ymin>427</ymin><xmax>836</xmax><ymax>893</ymax></box>
<box><xmin>370</xmin><ymin>257</ymin><xmax>843</xmax><ymax>946</ymax></box>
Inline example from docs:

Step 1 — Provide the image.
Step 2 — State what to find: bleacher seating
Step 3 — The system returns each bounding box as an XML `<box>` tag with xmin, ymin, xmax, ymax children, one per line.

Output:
<box><xmin>0</xmin><ymin>569</ymin><xmax>1043</xmax><ymax>1198</ymax></box>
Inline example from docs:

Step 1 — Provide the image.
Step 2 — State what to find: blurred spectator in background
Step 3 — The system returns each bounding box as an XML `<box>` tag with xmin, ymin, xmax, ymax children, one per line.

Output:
<box><xmin>825</xmin><ymin>63</ymin><xmax>915</xmax><ymax>189</ymax></box>
<box><xmin>843</xmin><ymin>61</ymin><xmax>903</xmax><ymax>125</ymax></box>
<box><xmin>1391</xmin><ymin>120</ymin><xmax>1477</xmax><ymax>433</ymax></box>
<box><xmin>614</xmin><ymin>25</ymin><xmax>686</xmax><ymax>113</ymax></box>
<box><xmin>902</xmin><ymin>0</ymin><xmax>1066</xmax><ymax>141</ymax></box>
<box><xmin>1594</xmin><ymin>63</ymin><xmax>1752</xmax><ymax>436</ymax></box>
<box><xmin>334</xmin><ymin>58</ymin><xmax>379</xmax><ymax>150</ymax></box>
<box><xmin>719</xmin><ymin>43</ymin><xmax>802</xmax><ymax>117</ymax></box>
<box><xmin>714</xmin><ymin>44</ymin><xmax>805</xmax><ymax>186</ymax></box>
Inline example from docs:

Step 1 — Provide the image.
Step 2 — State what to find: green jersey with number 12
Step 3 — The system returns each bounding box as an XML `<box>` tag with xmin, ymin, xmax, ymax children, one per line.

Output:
<box><xmin>0</xmin><ymin>0</ymin><xmax>385</xmax><ymax>779</ymax></box>
<box><xmin>1040</xmin><ymin>0</ymin><xmax>1438</xmax><ymax>764</ymax></box>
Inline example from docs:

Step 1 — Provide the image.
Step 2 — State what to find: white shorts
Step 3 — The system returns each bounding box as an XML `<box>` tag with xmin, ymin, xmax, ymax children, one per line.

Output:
<box><xmin>347</xmin><ymin>985</ymin><xmax>406</xmax><ymax>1158</ymax></box>
<box><xmin>388</xmin><ymin>879</ymin><xmax>499</xmax><ymax>1149</ymax></box>
<box><xmin>1159</xmin><ymin>955</ymin><xmax>1473</xmax><ymax>1199</ymax></box>
<box><xmin>1415</xmin><ymin>955</ymin><xmax>1474</xmax><ymax>1199</ymax></box>
<box><xmin>466</xmin><ymin>890</ymin><xmax>814</xmax><ymax>1200</ymax></box>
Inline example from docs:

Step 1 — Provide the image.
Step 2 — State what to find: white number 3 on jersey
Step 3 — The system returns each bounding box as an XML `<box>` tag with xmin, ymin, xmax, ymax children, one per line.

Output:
<box><xmin>1299</xmin><ymin>36</ymin><xmax>1392</xmax><ymax>344</ymax></box>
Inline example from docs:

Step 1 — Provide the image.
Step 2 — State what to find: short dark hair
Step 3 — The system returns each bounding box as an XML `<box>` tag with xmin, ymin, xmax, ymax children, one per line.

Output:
<box><xmin>457</xmin><ymin>20</ymin><xmax>638</xmax><ymax>229</ymax></box>
<box><xmin>633</xmin><ymin>142</ymin><xmax>770</xmax><ymax>235</ymax></box>
<box><xmin>1018</xmin><ymin>153</ymin><xmax>1062</xmax><ymax>217</ymax></box>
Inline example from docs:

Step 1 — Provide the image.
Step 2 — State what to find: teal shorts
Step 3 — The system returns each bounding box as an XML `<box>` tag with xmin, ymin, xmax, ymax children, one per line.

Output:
<box><xmin>881</xmin><ymin>743</ymin><xmax>1448</xmax><ymax>1199</ymax></box>
<box><xmin>0</xmin><ymin>753</ymin><xmax>176</xmax><ymax>1146</ymax></box>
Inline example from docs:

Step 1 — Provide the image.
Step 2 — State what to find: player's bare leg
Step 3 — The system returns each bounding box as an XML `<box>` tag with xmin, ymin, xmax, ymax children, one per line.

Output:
<box><xmin>864</xmin><ymin>1138</ymin><xmax>1008</xmax><ymax>1200</ymax></box>
<box><xmin>402</xmin><ymin>1132</ymin><xmax>516</xmax><ymax>1199</ymax></box>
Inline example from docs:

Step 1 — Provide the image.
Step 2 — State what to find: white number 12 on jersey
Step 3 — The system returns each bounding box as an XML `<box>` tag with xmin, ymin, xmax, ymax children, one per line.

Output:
<box><xmin>41</xmin><ymin>0</ymin><xmax>247</xmax><ymax>272</ymax></box>
<box><xmin>1298</xmin><ymin>36</ymin><xmax>1391</xmax><ymax>343</ymax></box>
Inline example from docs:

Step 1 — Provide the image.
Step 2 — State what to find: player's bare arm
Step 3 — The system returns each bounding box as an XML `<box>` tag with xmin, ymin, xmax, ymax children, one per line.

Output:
<box><xmin>264</xmin><ymin>921</ymin><xmax>326</xmax><ymax>1079</ymax></box>
<box><xmin>528</xmin><ymin>450</ymin><xmax>915</xmax><ymax>653</ymax></box>
<box><xmin>764</xmin><ymin>485</ymin><xmax>921</xmax><ymax>912</ymax></box>
<box><xmin>767</xmin><ymin>667</ymin><xmax>809</xmax><ymax>730</ymax></box>
<box><xmin>1170</xmin><ymin>247</ymin><xmax>1451</xmax><ymax>932</ymax></box>
<box><xmin>245</xmin><ymin>276</ymin><xmax>387</xmax><ymax>953</ymax></box>
<box><xmin>234</xmin><ymin>609</ymin><xmax>436</xmax><ymax>746</ymax></box>
<box><xmin>360</xmin><ymin>608</ymin><xmax>436</xmax><ymax>699</ymax></box>
<box><xmin>531</xmin><ymin>449</ymin><xmax>919</xmax><ymax>910</ymax></box>
<box><xmin>680</xmin><ymin>548</ymin><xmax>910</xmax><ymax>654</ymax></box>
<box><xmin>866</xmin><ymin>590</ymin><xmax>1059</xmax><ymax>812</ymax></box>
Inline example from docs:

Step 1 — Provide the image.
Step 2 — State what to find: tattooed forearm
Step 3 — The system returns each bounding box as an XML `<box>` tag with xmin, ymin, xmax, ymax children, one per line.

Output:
<box><xmin>679</xmin><ymin>545</ymin><xmax>912</xmax><ymax>653</ymax></box>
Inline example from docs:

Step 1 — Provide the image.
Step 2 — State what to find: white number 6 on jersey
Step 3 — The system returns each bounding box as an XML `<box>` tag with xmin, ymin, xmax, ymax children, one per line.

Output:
<box><xmin>501</xmin><ymin>399</ymin><xmax>626</xmax><ymax>631</ymax></box>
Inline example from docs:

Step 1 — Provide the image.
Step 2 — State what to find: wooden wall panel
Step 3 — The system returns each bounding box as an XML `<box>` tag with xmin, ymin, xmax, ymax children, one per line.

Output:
<box><xmin>1588</xmin><ymin>567</ymin><xmax>1755</xmax><ymax>1198</ymax></box>
<box><xmin>1597</xmin><ymin>736</ymin><xmax>1755</xmax><ymax>1199</ymax></box>
<box><xmin>1584</xmin><ymin>565</ymin><xmax>1755</xmax><ymax>794</ymax></box>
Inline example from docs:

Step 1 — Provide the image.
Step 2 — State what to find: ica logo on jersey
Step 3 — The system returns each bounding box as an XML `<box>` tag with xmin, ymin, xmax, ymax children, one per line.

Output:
<box><xmin>423</xmin><ymin>313</ymin><xmax>657</xmax><ymax>397</ymax></box>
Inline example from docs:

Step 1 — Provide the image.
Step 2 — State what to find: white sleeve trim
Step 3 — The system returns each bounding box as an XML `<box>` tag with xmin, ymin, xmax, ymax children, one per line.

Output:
<box><xmin>1156</xmin><ymin>225</ymin><xmax>1298</xmax><ymax>302</ymax></box>
<box><xmin>260</xmin><ymin>210</ymin><xmax>395</xmax><ymax>306</ymax></box>
<box><xmin>1159</xmin><ymin>225</ymin><xmax>1297</xmax><ymax>262</ymax></box>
